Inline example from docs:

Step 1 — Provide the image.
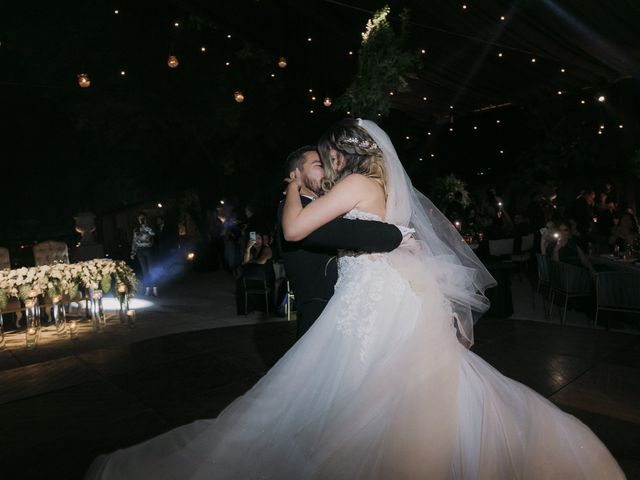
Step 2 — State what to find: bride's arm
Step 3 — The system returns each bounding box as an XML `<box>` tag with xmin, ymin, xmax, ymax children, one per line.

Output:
<box><xmin>282</xmin><ymin>173</ymin><xmax>368</xmax><ymax>242</ymax></box>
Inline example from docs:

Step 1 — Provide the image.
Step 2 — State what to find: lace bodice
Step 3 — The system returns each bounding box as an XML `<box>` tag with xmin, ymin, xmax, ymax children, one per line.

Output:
<box><xmin>333</xmin><ymin>209</ymin><xmax>403</xmax><ymax>361</ymax></box>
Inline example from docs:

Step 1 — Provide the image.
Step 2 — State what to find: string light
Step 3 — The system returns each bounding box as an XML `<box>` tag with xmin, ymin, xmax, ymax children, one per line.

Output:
<box><xmin>449</xmin><ymin>127</ymin><xmax>454</xmax><ymax>132</ymax></box>
<box><xmin>462</xmin><ymin>4</ymin><xmax>468</xmax><ymax>10</ymax></box>
<box><xmin>270</xmin><ymin>73</ymin><xmax>276</xmax><ymax>78</ymax></box>
<box><xmin>307</xmin><ymin>37</ymin><xmax>312</xmax><ymax>42</ymax></box>
<box><xmin>389</xmin><ymin>91</ymin><xmax>394</xmax><ymax>96</ymax></box>
<box><xmin>449</xmin><ymin>105</ymin><xmax>454</xmax><ymax>109</ymax></box>
<box><xmin>557</xmin><ymin>90</ymin><xmax>563</xmax><ymax>95</ymax></box>
<box><xmin>496</xmin><ymin>119</ymin><xmax>501</xmax><ymax>124</ymax></box>
<box><xmin>167</xmin><ymin>55</ymin><xmax>179</xmax><ymax>68</ymax></box>
<box><xmin>200</xmin><ymin>46</ymin><xmax>206</xmax><ymax>52</ymax></box>
<box><xmin>346</xmin><ymin>111</ymin><xmax>351</xmax><ymax>115</ymax></box>
<box><xmin>77</xmin><ymin>73</ymin><xmax>91</xmax><ymax>88</ymax></box>
<box><xmin>420</xmin><ymin>48</ymin><xmax>426</xmax><ymax>54</ymax></box>
<box><xmin>311</xmin><ymin>96</ymin><xmax>316</xmax><ymax>101</ymax></box>
<box><xmin>560</xmin><ymin>68</ymin><xmax>566</xmax><ymax>73</ymax></box>
<box><xmin>114</xmin><ymin>9</ymin><xmax>119</xmax><ymax>15</ymax></box>
<box><xmin>531</xmin><ymin>58</ymin><xmax>537</xmax><ymax>63</ymax></box>
<box><xmin>120</xmin><ymin>70</ymin><xmax>126</xmax><ymax>76</ymax></box>
<box><xmin>430</xmin><ymin>153</ymin><xmax>435</xmax><ymax>157</ymax></box>
<box><xmin>497</xmin><ymin>52</ymin><xmax>503</xmax><ymax>57</ymax></box>
<box><xmin>499</xmin><ymin>150</ymin><xmax>504</xmax><ymax>154</ymax></box>
<box><xmin>473</xmin><ymin>126</ymin><xmax>478</xmax><ymax>130</ymax></box>
<box><xmin>597</xmin><ymin>95</ymin><xmax>606</xmax><ymax>102</ymax></box>
<box><xmin>173</xmin><ymin>21</ymin><xmax>180</xmax><ymax>28</ymax></box>
<box><xmin>427</xmin><ymin>131</ymin><xmax>432</xmax><ymax>135</ymax></box>
<box><xmin>422</xmin><ymin>96</ymin><xmax>427</xmax><ymax>101</ymax></box>
<box><xmin>234</xmin><ymin>91</ymin><xmax>245</xmax><ymax>103</ymax></box>
<box><xmin>308</xmin><ymin>89</ymin><xmax>313</xmax><ymax>93</ymax></box>
<box><xmin>225</xmin><ymin>61</ymin><xmax>231</xmax><ymax>66</ymax></box>
<box><xmin>405</xmin><ymin>135</ymin><xmax>410</xmax><ymax>140</ymax></box>
<box><xmin>619</xmin><ymin>124</ymin><xmax>624</xmax><ymax>129</ymax></box>
<box><xmin>419</xmin><ymin>158</ymin><xmax>423</xmax><ymax>162</ymax></box>
<box><xmin>580</xmin><ymin>100</ymin><xmax>586</xmax><ymax>104</ymax></box>
<box><xmin>226</xmin><ymin>34</ymin><xmax>232</xmax><ymax>39</ymax></box>
<box><xmin>278</xmin><ymin>57</ymin><xmax>287</xmax><ymax>68</ymax></box>
<box><xmin>309</xmin><ymin>109</ymin><xmax>314</xmax><ymax>114</ymax></box>
<box><xmin>500</xmin><ymin>15</ymin><xmax>506</xmax><ymax>21</ymax></box>
<box><xmin>348</xmin><ymin>50</ymin><xmax>353</xmax><ymax>55</ymax></box>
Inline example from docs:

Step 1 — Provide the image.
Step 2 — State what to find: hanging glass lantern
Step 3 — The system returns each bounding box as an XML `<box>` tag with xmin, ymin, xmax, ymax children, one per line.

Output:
<box><xmin>323</xmin><ymin>97</ymin><xmax>332</xmax><ymax>107</ymax></box>
<box><xmin>234</xmin><ymin>91</ymin><xmax>245</xmax><ymax>103</ymax></box>
<box><xmin>167</xmin><ymin>55</ymin><xmax>179</xmax><ymax>68</ymax></box>
<box><xmin>77</xmin><ymin>73</ymin><xmax>91</xmax><ymax>88</ymax></box>
<box><xmin>278</xmin><ymin>56</ymin><xmax>287</xmax><ymax>68</ymax></box>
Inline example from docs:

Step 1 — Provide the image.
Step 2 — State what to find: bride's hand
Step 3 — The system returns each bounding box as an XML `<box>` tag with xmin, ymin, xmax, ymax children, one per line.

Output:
<box><xmin>284</xmin><ymin>168</ymin><xmax>303</xmax><ymax>194</ymax></box>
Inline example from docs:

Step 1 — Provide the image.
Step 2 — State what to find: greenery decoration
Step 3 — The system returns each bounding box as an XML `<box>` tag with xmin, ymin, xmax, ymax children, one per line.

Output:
<box><xmin>334</xmin><ymin>6</ymin><xmax>420</xmax><ymax>119</ymax></box>
<box><xmin>0</xmin><ymin>259</ymin><xmax>138</xmax><ymax>310</ymax></box>
<box><xmin>430</xmin><ymin>174</ymin><xmax>471</xmax><ymax>211</ymax></box>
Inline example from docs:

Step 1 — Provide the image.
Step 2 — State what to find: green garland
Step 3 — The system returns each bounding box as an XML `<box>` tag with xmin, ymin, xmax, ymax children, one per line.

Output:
<box><xmin>334</xmin><ymin>6</ymin><xmax>420</xmax><ymax>119</ymax></box>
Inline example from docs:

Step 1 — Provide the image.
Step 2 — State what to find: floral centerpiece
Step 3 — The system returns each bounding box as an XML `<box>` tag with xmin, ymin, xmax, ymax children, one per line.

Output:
<box><xmin>0</xmin><ymin>259</ymin><xmax>138</xmax><ymax>310</ymax></box>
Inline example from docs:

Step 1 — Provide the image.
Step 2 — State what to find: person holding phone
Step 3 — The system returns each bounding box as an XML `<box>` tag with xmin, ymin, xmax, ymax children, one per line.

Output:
<box><xmin>243</xmin><ymin>231</ymin><xmax>273</xmax><ymax>265</ymax></box>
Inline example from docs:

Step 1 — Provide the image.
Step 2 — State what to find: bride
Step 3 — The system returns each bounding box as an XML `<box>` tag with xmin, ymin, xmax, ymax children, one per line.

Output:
<box><xmin>87</xmin><ymin>119</ymin><xmax>624</xmax><ymax>479</ymax></box>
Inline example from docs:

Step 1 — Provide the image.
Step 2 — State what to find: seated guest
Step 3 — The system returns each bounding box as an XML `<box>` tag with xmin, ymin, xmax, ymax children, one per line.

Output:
<box><xmin>548</xmin><ymin>221</ymin><xmax>595</xmax><ymax>274</ymax></box>
<box><xmin>608</xmin><ymin>212</ymin><xmax>639</xmax><ymax>252</ymax></box>
<box><xmin>243</xmin><ymin>232</ymin><xmax>273</xmax><ymax>265</ymax></box>
<box><xmin>539</xmin><ymin>220</ymin><xmax>556</xmax><ymax>255</ymax></box>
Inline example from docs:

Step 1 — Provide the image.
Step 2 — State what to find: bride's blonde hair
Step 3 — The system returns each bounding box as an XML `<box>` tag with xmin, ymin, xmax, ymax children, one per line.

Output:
<box><xmin>318</xmin><ymin>119</ymin><xmax>386</xmax><ymax>193</ymax></box>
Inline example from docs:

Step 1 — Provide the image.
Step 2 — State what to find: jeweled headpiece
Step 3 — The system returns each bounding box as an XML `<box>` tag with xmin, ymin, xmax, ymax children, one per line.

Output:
<box><xmin>341</xmin><ymin>136</ymin><xmax>379</xmax><ymax>152</ymax></box>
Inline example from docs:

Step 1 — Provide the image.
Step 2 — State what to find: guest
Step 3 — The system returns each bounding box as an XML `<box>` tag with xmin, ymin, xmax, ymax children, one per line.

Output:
<box><xmin>539</xmin><ymin>220</ymin><xmax>557</xmax><ymax>255</ymax></box>
<box><xmin>595</xmin><ymin>192</ymin><xmax>617</xmax><ymax>236</ymax></box>
<box><xmin>570</xmin><ymin>188</ymin><xmax>596</xmax><ymax>239</ymax></box>
<box><xmin>608</xmin><ymin>212</ymin><xmax>639</xmax><ymax>252</ymax></box>
<box><xmin>525</xmin><ymin>191</ymin><xmax>546</xmax><ymax>231</ymax></box>
<box><xmin>243</xmin><ymin>232</ymin><xmax>273</xmax><ymax>265</ymax></box>
<box><xmin>130</xmin><ymin>213</ymin><xmax>157</xmax><ymax>296</ymax></box>
<box><xmin>445</xmin><ymin>191</ymin><xmax>466</xmax><ymax>222</ymax></box>
<box><xmin>548</xmin><ymin>221</ymin><xmax>595</xmax><ymax>274</ymax></box>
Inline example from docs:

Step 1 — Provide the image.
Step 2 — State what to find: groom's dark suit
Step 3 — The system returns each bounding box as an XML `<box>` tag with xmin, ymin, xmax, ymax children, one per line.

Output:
<box><xmin>277</xmin><ymin>196</ymin><xmax>402</xmax><ymax>338</ymax></box>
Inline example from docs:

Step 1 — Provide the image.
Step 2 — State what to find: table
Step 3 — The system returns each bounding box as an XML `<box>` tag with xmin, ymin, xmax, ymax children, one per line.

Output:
<box><xmin>590</xmin><ymin>254</ymin><xmax>640</xmax><ymax>272</ymax></box>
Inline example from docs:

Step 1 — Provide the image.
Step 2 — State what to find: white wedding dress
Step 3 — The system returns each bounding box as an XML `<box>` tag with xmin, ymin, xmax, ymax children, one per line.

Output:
<box><xmin>87</xmin><ymin>209</ymin><xmax>624</xmax><ymax>479</ymax></box>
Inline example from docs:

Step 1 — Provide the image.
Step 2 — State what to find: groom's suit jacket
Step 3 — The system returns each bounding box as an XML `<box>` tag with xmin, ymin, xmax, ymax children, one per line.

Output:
<box><xmin>277</xmin><ymin>196</ymin><xmax>402</xmax><ymax>338</ymax></box>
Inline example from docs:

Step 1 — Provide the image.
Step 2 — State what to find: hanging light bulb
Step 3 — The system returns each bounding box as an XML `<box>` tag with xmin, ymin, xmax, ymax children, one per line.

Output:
<box><xmin>167</xmin><ymin>55</ymin><xmax>179</xmax><ymax>68</ymax></box>
<box><xmin>278</xmin><ymin>57</ymin><xmax>287</xmax><ymax>68</ymax></box>
<box><xmin>77</xmin><ymin>73</ymin><xmax>91</xmax><ymax>88</ymax></box>
<box><xmin>234</xmin><ymin>91</ymin><xmax>245</xmax><ymax>103</ymax></box>
<box><xmin>323</xmin><ymin>97</ymin><xmax>332</xmax><ymax>107</ymax></box>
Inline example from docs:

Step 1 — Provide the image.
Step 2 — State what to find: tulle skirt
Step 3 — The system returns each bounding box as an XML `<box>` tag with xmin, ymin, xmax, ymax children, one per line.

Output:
<box><xmin>86</xmin><ymin>255</ymin><xmax>624</xmax><ymax>479</ymax></box>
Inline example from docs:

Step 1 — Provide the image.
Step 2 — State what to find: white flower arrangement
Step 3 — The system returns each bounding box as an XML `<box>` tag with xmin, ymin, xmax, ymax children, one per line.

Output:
<box><xmin>0</xmin><ymin>259</ymin><xmax>138</xmax><ymax>311</ymax></box>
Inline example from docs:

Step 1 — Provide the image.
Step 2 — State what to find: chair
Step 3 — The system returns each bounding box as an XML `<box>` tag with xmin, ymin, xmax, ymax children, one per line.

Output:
<box><xmin>489</xmin><ymin>238</ymin><xmax>514</xmax><ymax>258</ymax></box>
<box><xmin>33</xmin><ymin>241</ymin><xmax>69</xmax><ymax>266</ymax></box>
<box><xmin>511</xmin><ymin>233</ymin><xmax>534</xmax><ymax>274</ymax></box>
<box><xmin>549</xmin><ymin>261</ymin><xmax>592</xmax><ymax>325</ymax></box>
<box><xmin>533</xmin><ymin>253</ymin><xmax>551</xmax><ymax>317</ymax></box>
<box><xmin>0</xmin><ymin>247</ymin><xmax>10</xmax><ymax>270</ymax></box>
<box><xmin>240</xmin><ymin>263</ymin><xmax>273</xmax><ymax>315</ymax></box>
<box><xmin>595</xmin><ymin>271</ymin><xmax>640</xmax><ymax>328</ymax></box>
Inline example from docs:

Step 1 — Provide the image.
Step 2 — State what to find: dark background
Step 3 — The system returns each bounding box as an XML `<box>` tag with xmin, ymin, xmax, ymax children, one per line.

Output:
<box><xmin>2</xmin><ymin>0</ymin><xmax>640</xmax><ymax>243</ymax></box>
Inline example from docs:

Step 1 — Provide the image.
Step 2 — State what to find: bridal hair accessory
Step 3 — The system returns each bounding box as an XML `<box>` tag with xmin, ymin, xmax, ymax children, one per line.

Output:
<box><xmin>340</xmin><ymin>136</ymin><xmax>381</xmax><ymax>155</ymax></box>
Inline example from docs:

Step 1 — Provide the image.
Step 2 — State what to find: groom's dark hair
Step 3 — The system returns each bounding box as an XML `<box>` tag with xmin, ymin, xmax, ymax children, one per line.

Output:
<box><xmin>285</xmin><ymin>145</ymin><xmax>318</xmax><ymax>176</ymax></box>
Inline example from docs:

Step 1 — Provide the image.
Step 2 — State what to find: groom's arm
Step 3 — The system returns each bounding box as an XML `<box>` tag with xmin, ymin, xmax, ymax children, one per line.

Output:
<box><xmin>301</xmin><ymin>217</ymin><xmax>403</xmax><ymax>252</ymax></box>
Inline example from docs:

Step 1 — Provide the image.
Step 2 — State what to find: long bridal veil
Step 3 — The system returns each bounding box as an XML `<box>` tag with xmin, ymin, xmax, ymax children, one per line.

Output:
<box><xmin>357</xmin><ymin>119</ymin><xmax>496</xmax><ymax>345</ymax></box>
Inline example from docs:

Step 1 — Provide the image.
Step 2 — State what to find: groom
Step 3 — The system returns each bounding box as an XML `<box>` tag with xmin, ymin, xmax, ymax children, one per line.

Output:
<box><xmin>277</xmin><ymin>145</ymin><xmax>403</xmax><ymax>338</ymax></box>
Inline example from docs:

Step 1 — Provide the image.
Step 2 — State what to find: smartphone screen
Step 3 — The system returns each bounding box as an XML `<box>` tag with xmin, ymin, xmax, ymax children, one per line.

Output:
<box><xmin>249</xmin><ymin>231</ymin><xmax>257</xmax><ymax>241</ymax></box>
